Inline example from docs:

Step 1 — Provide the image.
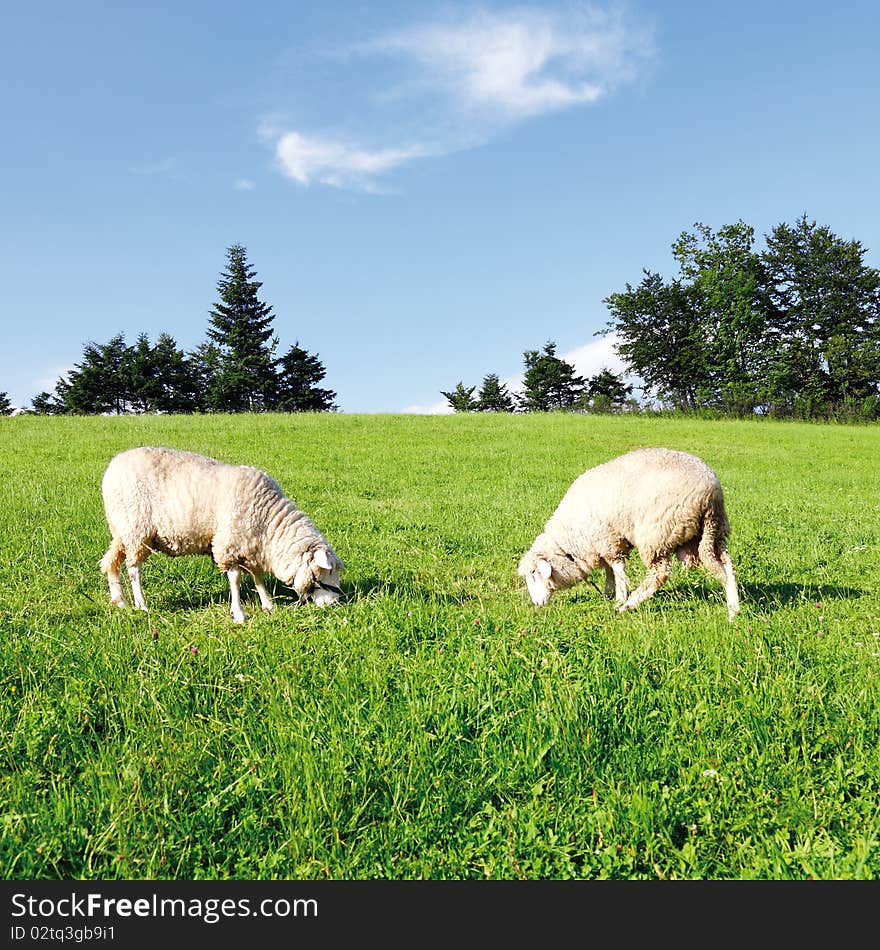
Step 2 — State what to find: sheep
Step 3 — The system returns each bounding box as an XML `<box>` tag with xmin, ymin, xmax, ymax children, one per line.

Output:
<box><xmin>99</xmin><ymin>446</ymin><xmax>344</xmax><ymax>623</ymax></box>
<box><xmin>518</xmin><ymin>447</ymin><xmax>740</xmax><ymax>621</ymax></box>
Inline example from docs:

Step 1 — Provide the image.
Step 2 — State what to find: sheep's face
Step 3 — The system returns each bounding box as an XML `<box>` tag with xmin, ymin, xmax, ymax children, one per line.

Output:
<box><xmin>519</xmin><ymin>536</ymin><xmax>582</xmax><ymax>606</ymax></box>
<box><xmin>285</xmin><ymin>547</ymin><xmax>345</xmax><ymax>606</ymax></box>
<box><xmin>518</xmin><ymin>550</ymin><xmax>558</xmax><ymax>607</ymax></box>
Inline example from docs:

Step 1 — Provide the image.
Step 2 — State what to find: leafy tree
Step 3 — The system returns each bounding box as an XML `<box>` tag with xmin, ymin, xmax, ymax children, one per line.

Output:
<box><xmin>671</xmin><ymin>221</ymin><xmax>770</xmax><ymax>414</ymax></box>
<box><xmin>475</xmin><ymin>373</ymin><xmax>515</xmax><ymax>412</ymax></box>
<box><xmin>206</xmin><ymin>244</ymin><xmax>279</xmax><ymax>412</ymax></box>
<box><xmin>604</xmin><ymin>273</ymin><xmax>709</xmax><ymax>411</ymax></box>
<box><xmin>276</xmin><ymin>342</ymin><xmax>337</xmax><ymax>412</ymax></box>
<box><xmin>517</xmin><ymin>341</ymin><xmax>585</xmax><ymax>411</ymax></box>
<box><xmin>441</xmin><ymin>382</ymin><xmax>477</xmax><ymax>412</ymax></box>
<box><xmin>584</xmin><ymin>368</ymin><xmax>633</xmax><ymax>413</ymax></box>
<box><xmin>761</xmin><ymin>214</ymin><xmax>880</xmax><ymax>416</ymax></box>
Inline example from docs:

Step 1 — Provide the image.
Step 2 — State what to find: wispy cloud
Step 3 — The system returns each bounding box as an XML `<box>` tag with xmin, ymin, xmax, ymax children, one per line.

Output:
<box><xmin>265</xmin><ymin>3</ymin><xmax>655</xmax><ymax>189</ymax></box>
<box><xmin>234</xmin><ymin>178</ymin><xmax>256</xmax><ymax>190</ymax></box>
<box><xmin>371</xmin><ymin>5</ymin><xmax>649</xmax><ymax>120</ymax></box>
<box><xmin>273</xmin><ymin>131</ymin><xmax>434</xmax><ymax>188</ymax></box>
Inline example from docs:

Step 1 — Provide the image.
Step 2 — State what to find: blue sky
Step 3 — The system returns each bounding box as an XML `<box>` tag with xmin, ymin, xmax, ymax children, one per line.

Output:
<box><xmin>2</xmin><ymin>1</ymin><xmax>879</xmax><ymax>412</ymax></box>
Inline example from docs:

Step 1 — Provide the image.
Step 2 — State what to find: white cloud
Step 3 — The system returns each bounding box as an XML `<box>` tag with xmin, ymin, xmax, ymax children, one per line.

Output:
<box><xmin>274</xmin><ymin>131</ymin><xmax>433</xmax><ymax>187</ymax></box>
<box><xmin>401</xmin><ymin>398</ymin><xmax>455</xmax><ymax>415</ymax></box>
<box><xmin>265</xmin><ymin>4</ymin><xmax>654</xmax><ymax>189</ymax></box>
<box><xmin>234</xmin><ymin>178</ymin><xmax>256</xmax><ymax>190</ymax></box>
<box><xmin>374</xmin><ymin>6</ymin><xmax>648</xmax><ymax>119</ymax></box>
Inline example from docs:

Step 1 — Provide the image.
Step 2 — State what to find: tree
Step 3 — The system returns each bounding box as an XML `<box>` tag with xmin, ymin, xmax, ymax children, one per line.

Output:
<box><xmin>441</xmin><ymin>382</ymin><xmax>477</xmax><ymax>412</ymax></box>
<box><xmin>30</xmin><ymin>390</ymin><xmax>65</xmax><ymax>414</ymax></box>
<box><xmin>517</xmin><ymin>341</ymin><xmax>585</xmax><ymax>411</ymax></box>
<box><xmin>584</xmin><ymin>368</ymin><xmax>633</xmax><ymax>413</ymax></box>
<box><xmin>671</xmin><ymin>220</ymin><xmax>770</xmax><ymax>414</ymax></box>
<box><xmin>206</xmin><ymin>244</ymin><xmax>279</xmax><ymax>412</ymax></box>
<box><xmin>0</xmin><ymin>391</ymin><xmax>12</xmax><ymax>414</ymax></box>
<box><xmin>475</xmin><ymin>373</ymin><xmax>515</xmax><ymax>411</ymax></box>
<box><xmin>148</xmin><ymin>333</ymin><xmax>202</xmax><ymax>413</ymax></box>
<box><xmin>57</xmin><ymin>334</ymin><xmax>132</xmax><ymax>414</ymax></box>
<box><xmin>190</xmin><ymin>341</ymin><xmax>223</xmax><ymax>413</ymax></box>
<box><xmin>276</xmin><ymin>342</ymin><xmax>337</xmax><ymax>412</ymax></box>
<box><xmin>604</xmin><ymin>272</ymin><xmax>710</xmax><ymax>411</ymax></box>
<box><xmin>761</xmin><ymin>214</ymin><xmax>880</xmax><ymax>417</ymax></box>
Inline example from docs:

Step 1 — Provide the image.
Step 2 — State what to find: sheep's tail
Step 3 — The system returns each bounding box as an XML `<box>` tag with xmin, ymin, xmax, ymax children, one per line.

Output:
<box><xmin>100</xmin><ymin>537</ymin><xmax>125</xmax><ymax>575</ymax></box>
<box><xmin>698</xmin><ymin>489</ymin><xmax>740</xmax><ymax>621</ymax></box>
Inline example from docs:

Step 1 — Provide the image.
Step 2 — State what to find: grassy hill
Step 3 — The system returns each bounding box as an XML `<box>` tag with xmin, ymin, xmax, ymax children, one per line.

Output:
<box><xmin>1</xmin><ymin>412</ymin><xmax>878</xmax><ymax>878</ymax></box>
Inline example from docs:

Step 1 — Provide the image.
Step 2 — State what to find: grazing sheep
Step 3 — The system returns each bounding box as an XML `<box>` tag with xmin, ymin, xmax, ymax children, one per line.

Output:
<box><xmin>99</xmin><ymin>446</ymin><xmax>344</xmax><ymax>623</ymax></box>
<box><xmin>518</xmin><ymin>447</ymin><xmax>740</xmax><ymax>621</ymax></box>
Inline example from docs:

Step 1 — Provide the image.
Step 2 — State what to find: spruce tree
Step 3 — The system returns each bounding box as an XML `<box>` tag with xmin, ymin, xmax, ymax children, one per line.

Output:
<box><xmin>517</xmin><ymin>342</ymin><xmax>585</xmax><ymax>411</ymax></box>
<box><xmin>59</xmin><ymin>334</ymin><xmax>131</xmax><ymax>414</ymax></box>
<box><xmin>276</xmin><ymin>342</ymin><xmax>338</xmax><ymax>412</ymax></box>
<box><xmin>475</xmin><ymin>373</ymin><xmax>515</xmax><ymax>411</ymax></box>
<box><xmin>441</xmin><ymin>382</ymin><xmax>477</xmax><ymax>412</ymax></box>
<box><xmin>585</xmin><ymin>368</ymin><xmax>633</xmax><ymax>413</ymax></box>
<box><xmin>0</xmin><ymin>391</ymin><xmax>12</xmax><ymax>414</ymax></box>
<box><xmin>206</xmin><ymin>244</ymin><xmax>279</xmax><ymax>412</ymax></box>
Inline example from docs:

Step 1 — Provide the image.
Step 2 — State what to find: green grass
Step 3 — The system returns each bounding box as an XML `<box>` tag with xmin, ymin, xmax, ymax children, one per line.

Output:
<box><xmin>1</xmin><ymin>412</ymin><xmax>879</xmax><ymax>879</ymax></box>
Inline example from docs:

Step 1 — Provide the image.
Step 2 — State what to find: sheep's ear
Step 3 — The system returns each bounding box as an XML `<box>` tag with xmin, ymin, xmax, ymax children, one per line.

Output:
<box><xmin>314</xmin><ymin>548</ymin><xmax>333</xmax><ymax>571</ymax></box>
<box><xmin>536</xmin><ymin>558</ymin><xmax>552</xmax><ymax>579</ymax></box>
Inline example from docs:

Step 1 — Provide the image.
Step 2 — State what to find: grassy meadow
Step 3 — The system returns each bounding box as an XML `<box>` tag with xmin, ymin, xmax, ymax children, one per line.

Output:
<box><xmin>1</xmin><ymin>411</ymin><xmax>879</xmax><ymax>880</ymax></box>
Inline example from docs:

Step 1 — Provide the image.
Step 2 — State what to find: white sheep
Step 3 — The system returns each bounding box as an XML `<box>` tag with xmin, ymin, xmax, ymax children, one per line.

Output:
<box><xmin>518</xmin><ymin>447</ymin><xmax>740</xmax><ymax>621</ymax></box>
<box><xmin>99</xmin><ymin>446</ymin><xmax>344</xmax><ymax>623</ymax></box>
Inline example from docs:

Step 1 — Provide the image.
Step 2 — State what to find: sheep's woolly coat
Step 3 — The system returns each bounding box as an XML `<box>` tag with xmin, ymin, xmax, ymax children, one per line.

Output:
<box><xmin>100</xmin><ymin>446</ymin><xmax>344</xmax><ymax>622</ymax></box>
<box><xmin>519</xmin><ymin>447</ymin><xmax>740</xmax><ymax>620</ymax></box>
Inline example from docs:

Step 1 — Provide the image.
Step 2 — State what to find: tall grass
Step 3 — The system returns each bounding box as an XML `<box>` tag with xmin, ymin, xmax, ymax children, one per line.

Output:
<box><xmin>1</xmin><ymin>413</ymin><xmax>878</xmax><ymax>879</ymax></box>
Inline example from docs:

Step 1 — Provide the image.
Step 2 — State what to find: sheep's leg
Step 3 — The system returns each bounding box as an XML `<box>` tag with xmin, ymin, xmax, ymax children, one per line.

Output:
<box><xmin>100</xmin><ymin>538</ymin><xmax>127</xmax><ymax>608</ymax></box>
<box><xmin>227</xmin><ymin>567</ymin><xmax>247</xmax><ymax>624</ymax></box>
<box><xmin>603</xmin><ymin>560</ymin><xmax>629</xmax><ymax>604</ymax></box>
<box><xmin>602</xmin><ymin>563</ymin><xmax>615</xmax><ymax>600</ymax></box>
<box><xmin>127</xmin><ymin>563</ymin><xmax>149</xmax><ymax>612</ymax></box>
<box><xmin>610</xmin><ymin>560</ymin><xmax>629</xmax><ymax>605</ymax></box>
<box><xmin>251</xmin><ymin>572</ymin><xmax>274</xmax><ymax>612</ymax></box>
<box><xmin>719</xmin><ymin>549</ymin><xmax>740</xmax><ymax>621</ymax></box>
<box><xmin>697</xmin><ymin>542</ymin><xmax>741</xmax><ymax>622</ymax></box>
<box><xmin>619</xmin><ymin>556</ymin><xmax>670</xmax><ymax>613</ymax></box>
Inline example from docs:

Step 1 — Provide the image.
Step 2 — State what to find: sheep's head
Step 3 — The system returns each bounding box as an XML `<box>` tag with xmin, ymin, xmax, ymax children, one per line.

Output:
<box><xmin>285</xmin><ymin>547</ymin><xmax>345</xmax><ymax>606</ymax></box>
<box><xmin>518</xmin><ymin>534</ymin><xmax>580</xmax><ymax>607</ymax></box>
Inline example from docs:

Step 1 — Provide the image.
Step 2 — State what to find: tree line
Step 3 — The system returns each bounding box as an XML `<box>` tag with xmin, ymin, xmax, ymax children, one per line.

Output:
<box><xmin>22</xmin><ymin>244</ymin><xmax>337</xmax><ymax>415</ymax></box>
<box><xmin>441</xmin><ymin>342</ymin><xmax>634</xmax><ymax>414</ymax></box>
<box><xmin>442</xmin><ymin>215</ymin><xmax>880</xmax><ymax>421</ymax></box>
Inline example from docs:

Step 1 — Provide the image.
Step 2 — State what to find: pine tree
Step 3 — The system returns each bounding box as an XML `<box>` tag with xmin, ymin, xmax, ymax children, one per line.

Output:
<box><xmin>441</xmin><ymin>382</ymin><xmax>477</xmax><ymax>412</ymax></box>
<box><xmin>30</xmin><ymin>390</ymin><xmax>65</xmax><ymax>414</ymax></box>
<box><xmin>475</xmin><ymin>373</ymin><xmax>515</xmax><ymax>411</ymax></box>
<box><xmin>0</xmin><ymin>391</ymin><xmax>12</xmax><ymax>414</ymax></box>
<box><xmin>517</xmin><ymin>342</ymin><xmax>585</xmax><ymax>411</ymax></box>
<box><xmin>59</xmin><ymin>334</ymin><xmax>131</xmax><ymax>414</ymax></box>
<box><xmin>206</xmin><ymin>244</ymin><xmax>279</xmax><ymax>412</ymax></box>
<box><xmin>585</xmin><ymin>368</ymin><xmax>633</xmax><ymax>413</ymax></box>
<box><xmin>276</xmin><ymin>342</ymin><xmax>338</xmax><ymax>412</ymax></box>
